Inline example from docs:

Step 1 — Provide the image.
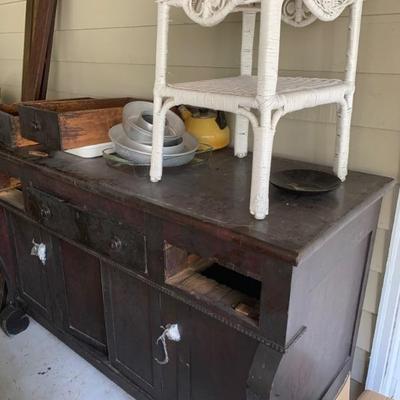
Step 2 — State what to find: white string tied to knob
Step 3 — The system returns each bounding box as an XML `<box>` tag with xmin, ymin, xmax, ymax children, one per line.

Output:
<box><xmin>155</xmin><ymin>324</ymin><xmax>181</xmax><ymax>365</ymax></box>
<box><xmin>31</xmin><ymin>239</ymin><xmax>47</xmax><ymax>266</ymax></box>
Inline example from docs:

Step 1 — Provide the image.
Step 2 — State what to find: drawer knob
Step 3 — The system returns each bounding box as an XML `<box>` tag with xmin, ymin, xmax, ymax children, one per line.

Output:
<box><xmin>31</xmin><ymin>119</ymin><xmax>41</xmax><ymax>131</ymax></box>
<box><xmin>155</xmin><ymin>324</ymin><xmax>181</xmax><ymax>365</ymax></box>
<box><xmin>40</xmin><ymin>205</ymin><xmax>51</xmax><ymax>219</ymax></box>
<box><xmin>110</xmin><ymin>237</ymin><xmax>122</xmax><ymax>251</ymax></box>
<box><xmin>31</xmin><ymin>239</ymin><xmax>47</xmax><ymax>266</ymax></box>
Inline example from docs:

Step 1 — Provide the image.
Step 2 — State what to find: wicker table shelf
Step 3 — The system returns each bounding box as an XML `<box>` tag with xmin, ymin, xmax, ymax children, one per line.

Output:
<box><xmin>150</xmin><ymin>0</ymin><xmax>364</xmax><ymax>220</ymax></box>
<box><xmin>166</xmin><ymin>76</ymin><xmax>350</xmax><ymax>112</ymax></box>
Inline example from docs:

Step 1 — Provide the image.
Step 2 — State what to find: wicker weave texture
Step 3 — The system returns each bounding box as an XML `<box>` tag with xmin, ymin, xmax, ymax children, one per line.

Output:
<box><xmin>304</xmin><ymin>0</ymin><xmax>355</xmax><ymax>20</ymax></box>
<box><xmin>169</xmin><ymin>76</ymin><xmax>344</xmax><ymax>97</ymax></box>
<box><xmin>161</xmin><ymin>0</ymin><xmax>357</xmax><ymax>26</ymax></box>
<box><xmin>151</xmin><ymin>0</ymin><xmax>364</xmax><ymax>220</ymax></box>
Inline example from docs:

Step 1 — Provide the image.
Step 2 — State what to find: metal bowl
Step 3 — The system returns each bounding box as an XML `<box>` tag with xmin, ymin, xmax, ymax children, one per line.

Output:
<box><xmin>136</xmin><ymin>111</ymin><xmax>156</xmax><ymax>132</ymax></box>
<box><xmin>123</xmin><ymin>101</ymin><xmax>183</xmax><ymax>145</ymax></box>
<box><xmin>111</xmin><ymin>125</ymin><xmax>185</xmax><ymax>155</ymax></box>
<box><xmin>109</xmin><ymin>124</ymin><xmax>198</xmax><ymax>167</ymax></box>
<box><xmin>125</xmin><ymin>122</ymin><xmax>182</xmax><ymax>147</ymax></box>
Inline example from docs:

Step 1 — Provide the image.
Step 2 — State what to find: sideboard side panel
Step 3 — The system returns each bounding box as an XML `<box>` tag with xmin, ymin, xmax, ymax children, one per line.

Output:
<box><xmin>271</xmin><ymin>201</ymin><xmax>381</xmax><ymax>400</ymax></box>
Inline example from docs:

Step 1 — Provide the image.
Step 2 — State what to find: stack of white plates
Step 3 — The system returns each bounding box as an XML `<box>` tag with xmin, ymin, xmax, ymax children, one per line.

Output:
<box><xmin>109</xmin><ymin>101</ymin><xmax>199</xmax><ymax>166</ymax></box>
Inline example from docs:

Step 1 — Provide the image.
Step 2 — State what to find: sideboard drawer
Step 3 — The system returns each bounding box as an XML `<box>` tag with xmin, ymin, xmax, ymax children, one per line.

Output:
<box><xmin>25</xmin><ymin>187</ymin><xmax>147</xmax><ymax>273</ymax></box>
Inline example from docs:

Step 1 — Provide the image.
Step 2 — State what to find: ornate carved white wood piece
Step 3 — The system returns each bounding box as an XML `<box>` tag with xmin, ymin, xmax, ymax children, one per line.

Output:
<box><xmin>160</xmin><ymin>0</ymin><xmax>356</xmax><ymax>26</ymax></box>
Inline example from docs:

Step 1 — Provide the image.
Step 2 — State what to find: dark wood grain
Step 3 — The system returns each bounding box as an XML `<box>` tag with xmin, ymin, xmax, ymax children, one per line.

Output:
<box><xmin>102</xmin><ymin>262</ymin><xmax>162</xmax><ymax>398</ymax></box>
<box><xmin>3</xmin><ymin>147</ymin><xmax>391</xmax><ymax>265</ymax></box>
<box><xmin>0</xmin><ymin>145</ymin><xmax>393</xmax><ymax>400</ymax></box>
<box><xmin>0</xmin><ymin>208</ymin><xmax>17</xmax><ymax>300</ymax></box>
<box><xmin>25</xmin><ymin>186</ymin><xmax>147</xmax><ymax>273</ymax></box>
<box><xmin>58</xmin><ymin>241</ymin><xmax>107</xmax><ymax>352</ymax></box>
<box><xmin>268</xmin><ymin>202</ymin><xmax>380</xmax><ymax>399</ymax></box>
<box><xmin>161</xmin><ymin>293</ymin><xmax>259</xmax><ymax>400</ymax></box>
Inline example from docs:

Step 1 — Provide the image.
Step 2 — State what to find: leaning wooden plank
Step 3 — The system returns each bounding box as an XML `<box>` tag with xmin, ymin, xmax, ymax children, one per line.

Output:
<box><xmin>21</xmin><ymin>0</ymin><xmax>58</xmax><ymax>101</ymax></box>
<box><xmin>21</xmin><ymin>0</ymin><xmax>35</xmax><ymax>99</ymax></box>
<box><xmin>39</xmin><ymin>0</ymin><xmax>57</xmax><ymax>99</ymax></box>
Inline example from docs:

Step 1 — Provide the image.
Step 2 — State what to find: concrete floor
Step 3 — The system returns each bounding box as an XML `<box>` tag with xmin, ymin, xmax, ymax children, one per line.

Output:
<box><xmin>351</xmin><ymin>380</ymin><xmax>365</xmax><ymax>400</ymax></box>
<box><xmin>0</xmin><ymin>318</ymin><xmax>134</xmax><ymax>400</ymax></box>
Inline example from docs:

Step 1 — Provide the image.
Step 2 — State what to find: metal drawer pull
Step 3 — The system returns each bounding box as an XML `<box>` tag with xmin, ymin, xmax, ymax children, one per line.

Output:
<box><xmin>31</xmin><ymin>119</ymin><xmax>41</xmax><ymax>131</ymax></box>
<box><xmin>40</xmin><ymin>205</ymin><xmax>51</xmax><ymax>219</ymax></box>
<box><xmin>110</xmin><ymin>237</ymin><xmax>122</xmax><ymax>251</ymax></box>
<box><xmin>155</xmin><ymin>324</ymin><xmax>181</xmax><ymax>365</ymax></box>
<box><xmin>31</xmin><ymin>240</ymin><xmax>47</xmax><ymax>266</ymax></box>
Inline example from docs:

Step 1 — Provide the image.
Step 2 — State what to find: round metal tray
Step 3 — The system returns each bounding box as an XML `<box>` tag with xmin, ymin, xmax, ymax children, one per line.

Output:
<box><xmin>109</xmin><ymin>124</ymin><xmax>198</xmax><ymax>166</ymax></box>
<box><xmin>110</xmin><ymin>124</ymin><xmax>185</xmax><ymax>155</ymax></box>
<box><xmin>270</xmin><ymin>169</ymin><xmax>342</xmax><ymax>193</ymax></box>
<box><xmin>103</xmin><ymin>144</ymin><xmax>213</xmax><ymax>171</ymax></box>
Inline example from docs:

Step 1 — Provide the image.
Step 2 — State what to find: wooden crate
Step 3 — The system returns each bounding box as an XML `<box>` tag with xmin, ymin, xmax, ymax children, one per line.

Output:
<box><xmin>19</xmin><ymin>97</ymin><xmax>136</xmax><ymax>151</ymax></box>
<box><xmin>0</xmin><ymin>104</ymin><xmax>36</xmax><ymax>148</ymax></box>
<box><xmin>0</xmin><ymin>98</ymin><xmax>93</xmax><ymax>148</ymax></box>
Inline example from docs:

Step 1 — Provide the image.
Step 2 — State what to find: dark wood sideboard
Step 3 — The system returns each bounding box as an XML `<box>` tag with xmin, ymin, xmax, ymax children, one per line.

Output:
<box><xmin>0</xmin><ymin>145</ymin><xmax>393</xmax><ymax>400</ymax></box>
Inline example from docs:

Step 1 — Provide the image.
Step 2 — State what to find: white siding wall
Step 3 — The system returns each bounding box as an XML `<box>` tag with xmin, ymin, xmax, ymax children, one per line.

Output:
<box><xmin>0</xmin><ymin>0</ymin><xmax>398</xmax><ymax>384</ymax></box>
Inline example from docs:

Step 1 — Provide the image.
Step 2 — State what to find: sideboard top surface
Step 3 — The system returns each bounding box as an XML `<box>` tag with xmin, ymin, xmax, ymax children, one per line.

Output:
<box><xmin>0</xmin><ymin>146</ymin><xmax>394</xmax><ymax>264</ymax></box>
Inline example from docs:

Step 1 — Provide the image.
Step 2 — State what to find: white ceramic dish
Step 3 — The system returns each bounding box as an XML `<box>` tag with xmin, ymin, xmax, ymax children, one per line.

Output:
<box><xmin>66</xmin><ymin>142</ymin><xmax>114</xmax><ymax>158</ymax></box>
<box><xmin>109</xmin><ymin>124</ymin><xmax>198</xmax><ymax>167</ymax></box>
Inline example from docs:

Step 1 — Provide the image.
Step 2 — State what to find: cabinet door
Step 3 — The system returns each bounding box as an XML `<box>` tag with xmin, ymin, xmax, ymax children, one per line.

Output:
<box><xmin>11</xmin><ymin>215</ymin><xmax>54</xmax><ymax>321</ymax></box>
<box><xmin>102</xmin><ymin>263</ymin><xmax>162</xmax><ymax>398</ymax></box>
<box><xmin>160</xmin><ymin>295</ymin><xmax>259</xmax><ymax>400</ymax></box>
<box><xmin>58</xmin><ymin>241</ymin><xmax>107</xmax><ymax>353</ymax></box>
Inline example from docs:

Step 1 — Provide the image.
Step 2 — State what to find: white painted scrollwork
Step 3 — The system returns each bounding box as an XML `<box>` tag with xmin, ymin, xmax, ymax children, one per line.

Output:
<box><xmin>160</xmin><ymin>0</ymin><xmax>259</xmax><ymax>26</ymax></box>
<box><xmin>161</xmin><ymin>0</ymin><xmax>357</xmax><ymax>26</ymax></box>
<box><xmin>282</xmin><ymin>0</ymin><xmax>317</xmax><ymax>27</ymax></box>
<box><xmin>303</xmin><ymin>0</ymin><xmax>356</xmax><ymax>21</ymax></box>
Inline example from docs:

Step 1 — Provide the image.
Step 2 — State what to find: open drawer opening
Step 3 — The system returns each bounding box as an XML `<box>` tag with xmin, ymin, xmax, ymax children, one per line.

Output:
<box><xmin>0</xmin><ymin>173</ymin><xmax>24</xmax><ymax>210</ymax></box>
<box><xmin>165</xmin><ymin>243</ymin><xmax>261</xmax><ymax>325</ymax></box>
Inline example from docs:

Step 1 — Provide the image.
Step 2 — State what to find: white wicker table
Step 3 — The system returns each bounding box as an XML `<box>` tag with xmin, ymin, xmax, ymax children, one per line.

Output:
<box><xmin>150</xmin><ymin>0</ymin><xmax>364</xmax><ymax>220</ymax></box>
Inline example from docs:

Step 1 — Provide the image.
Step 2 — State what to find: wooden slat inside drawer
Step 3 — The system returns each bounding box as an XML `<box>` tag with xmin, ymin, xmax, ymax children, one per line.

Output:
<box><xmin>0</xmin><ymin>188</ymin><xmax>24</xmax><ymax>211</ymax></box>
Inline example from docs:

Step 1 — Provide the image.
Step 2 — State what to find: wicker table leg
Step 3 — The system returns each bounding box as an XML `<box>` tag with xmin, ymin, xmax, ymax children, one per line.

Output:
<box><xmin>234</xmin><ymin>10</ymin><xmax>256</xmax><ymax>159</ymax></box>
<box><xmin>334</xmin><ymin>96</ymin><xmax>353</xmax><ymax>181</ymax></box>
<box><xmin>250</xmin><ymin>112</ymin><xmax>276</xmax><ymax>220</ymax></box>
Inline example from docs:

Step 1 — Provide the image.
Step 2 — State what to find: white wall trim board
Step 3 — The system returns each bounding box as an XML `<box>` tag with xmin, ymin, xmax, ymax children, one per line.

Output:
<box><xmin>366</xmin><ymin>186</ymin><xmax>400</xmax><ymax>397</ymax></box>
